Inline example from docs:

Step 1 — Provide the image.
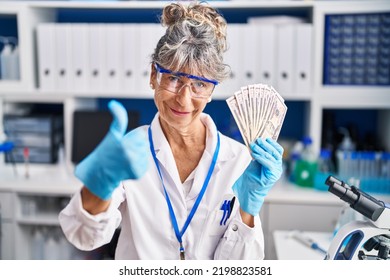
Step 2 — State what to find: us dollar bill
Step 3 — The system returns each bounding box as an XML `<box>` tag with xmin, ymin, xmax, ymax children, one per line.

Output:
<box><xmin>226</xmin><ymin>94</ymin><xmax>249</xmax><ymax>146</ymax></box>
<box><xmin>226</xmin><ymin>83</ymin><xmax>287</xmax><ymax>146</ymax></box>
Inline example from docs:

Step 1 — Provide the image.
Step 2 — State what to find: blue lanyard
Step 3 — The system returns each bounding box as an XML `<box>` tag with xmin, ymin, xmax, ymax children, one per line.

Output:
<box><xmin>148</xmin><ymin>126</ymin><xmax>220</xmax><ymax>260</ymax></box>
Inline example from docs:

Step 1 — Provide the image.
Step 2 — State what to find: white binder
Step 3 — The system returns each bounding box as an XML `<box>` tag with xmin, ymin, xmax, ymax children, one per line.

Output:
<box><xmin>276</xmin><ymin>24</ymin><xmax>295</xmax><ymax>95</ymax></box>
<box><xmin>295</xmin><ymin>23</ymin><xmax>313</xmax><ymax>96</ymax></box>
<box><xmin>242</xmin><ymin>24</ymin><xmax>258</xmax><ymax>87</ymax></box>
<box><xmin>256</xmin><ymin>24</ymin><xmax>277</xmax><ymax>87</ymax></box>
<box><xmin>104</xmin><ymin>24</ymin><xmax>123</xmax><ymax>93</ymax></box>
<box><xmin>215</xmin><ymin>24</ymin><xmax>243</xmax><ymax>98</ymax></box>
<box><xmin>136</xmin><ymin>24</ymin><xmax>165</xmax><ymax>96</ymax></box>
<box><xmin>37</xmin><ymin>23</ymin><xmax>56</xmax><ymax>91</ymax></box>
<box><xmin>70</xmin><ymin>24</ymin><xmax>89</xmax><ymax>92</ymax></box>
<box><xmin>55</xmin><ymin>24</ymin><xmax>72</xmax><ymax>92</ymax></box>
<box><xmin>88</xmin><ymin>24</ymin><xmax>106</xmax><ymax>92</ymax></box>
<box><xmin>122</xmin><ymin>24</ymin><xmax>138</xmax><ymax>94</ymax></box>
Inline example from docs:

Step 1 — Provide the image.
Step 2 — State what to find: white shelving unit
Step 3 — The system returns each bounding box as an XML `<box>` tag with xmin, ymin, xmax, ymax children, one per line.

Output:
<box><xmin>0</xmin><ymin>0</ymin><xmax>390</xmax><ymax>260</ymax></box>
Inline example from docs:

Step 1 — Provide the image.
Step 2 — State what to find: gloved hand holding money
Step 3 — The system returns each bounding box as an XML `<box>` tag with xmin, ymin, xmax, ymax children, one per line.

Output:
<box><xmin>227</xmin><ymin>84</ymin><xmax>287</xmax><ymax>215</ymax></box>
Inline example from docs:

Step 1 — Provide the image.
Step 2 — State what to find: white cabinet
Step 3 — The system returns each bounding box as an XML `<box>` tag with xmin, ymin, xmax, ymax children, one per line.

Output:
<box><xmin>13</xmin><ymin>193</ymin><xmax>75</xmax><ymax>260</ymax></box>
<box><xmin>0</xmin><ymin>161</ymin><xmax>121</xmax><ymax>259</ymax></box>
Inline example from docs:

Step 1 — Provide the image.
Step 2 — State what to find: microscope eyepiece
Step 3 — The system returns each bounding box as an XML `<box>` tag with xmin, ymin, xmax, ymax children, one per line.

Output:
<box><xmin>325</xmin><ymin>175</ymin><xmax>358</xmax><ymax>205</ymax></box>
<box><xmin>325</xmin><ymin>175</ymin><xmax>385</xmax><ymax>221</ymax></box>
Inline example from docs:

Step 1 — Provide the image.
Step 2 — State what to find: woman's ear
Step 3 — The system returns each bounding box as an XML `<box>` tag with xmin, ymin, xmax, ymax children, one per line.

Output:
<box><xmin>150</xmin><ymin>64</ymin><xmax>156</xmax><ymax>89</ymax></box>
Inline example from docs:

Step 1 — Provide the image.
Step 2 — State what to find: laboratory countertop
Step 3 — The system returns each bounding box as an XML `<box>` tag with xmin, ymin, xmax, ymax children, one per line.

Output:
<box><xmin>266</xmin><ymin>179</ymin><xmax>344</xmax><ymax>205</ymax></box>
<box><xmin>273</xmin><ymin>230</ymin><xmax>333</xmax><ymax>260</ymax></box>
<box><xmin>1</xmin><ymin>161</ymin><xmax>390</xmax><ymax>203</ymax></box>
<box><xmin>0</xmin><ymin>161</ymin><xmax>81</xmax><ymax>195</ymax></box>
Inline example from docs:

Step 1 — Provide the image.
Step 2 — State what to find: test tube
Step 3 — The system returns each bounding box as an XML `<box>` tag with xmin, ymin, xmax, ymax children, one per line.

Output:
<box><xmin>350</xmin><ymin>151</ymin><xmax>358</xmax><ymax>179</ymax></box>
<box><xmin>382</xmin><ymin>152</ymin><xmax>390</xmax><ymax>179</ymax></box>
<box><xmin>367</xmin><ymin>152</ymin><xmax>376</xmax><ymax>178</ymax></box>
<box><xmin>337</xmin><ymin>150</ymin><xmax>346</xmax><ymax>178</ymax></box>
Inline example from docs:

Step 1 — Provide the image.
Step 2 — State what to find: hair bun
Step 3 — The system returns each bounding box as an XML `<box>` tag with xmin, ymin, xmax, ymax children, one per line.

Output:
<box><xmin>161</xmin><ymin>3</ymin><xmax>187</xmax><ymax>27</ymax></box>
<box><xmin>161</xmin><ymin>2</ymin><xmax>227</xmax><ymax>43</ymax></box>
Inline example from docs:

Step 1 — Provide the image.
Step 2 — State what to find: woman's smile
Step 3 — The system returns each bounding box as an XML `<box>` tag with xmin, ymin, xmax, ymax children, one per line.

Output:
<box><xmin>170</xmin><ymin>107</ymin><xmax>191</xmax><ymax>116</ymax></box>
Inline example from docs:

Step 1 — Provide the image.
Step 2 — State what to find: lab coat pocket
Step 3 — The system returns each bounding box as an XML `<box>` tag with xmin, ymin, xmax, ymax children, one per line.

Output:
<box><xmin>196</xmin><ymin>195</ymin><xmax>236</xmax><ymax>258</ymax></box>
<box><xmin>207</xmin><ymin>209</ymin><xmax>228</xmax><ymax>236</ymax></box>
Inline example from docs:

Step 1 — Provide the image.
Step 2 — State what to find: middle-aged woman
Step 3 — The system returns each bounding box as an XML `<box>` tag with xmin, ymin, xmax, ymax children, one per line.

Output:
<box><xmin>59</xmin><ymin>1</ymin><xmax>284</xmax><ymax>260</ymax></box>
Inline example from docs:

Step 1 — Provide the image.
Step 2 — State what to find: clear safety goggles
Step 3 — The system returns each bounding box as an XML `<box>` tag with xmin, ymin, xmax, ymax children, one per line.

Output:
<box><xmin>154</xmin><ymin>63</ymin><xmax>218</xmax><ymax>99</ymax></box>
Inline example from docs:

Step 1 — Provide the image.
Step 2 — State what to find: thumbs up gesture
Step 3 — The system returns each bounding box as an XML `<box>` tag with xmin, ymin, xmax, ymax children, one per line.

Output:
<box><xmin>75</xmin><ymin>100</ymin><xmax>149</xmax><ymax>200</ymax></box>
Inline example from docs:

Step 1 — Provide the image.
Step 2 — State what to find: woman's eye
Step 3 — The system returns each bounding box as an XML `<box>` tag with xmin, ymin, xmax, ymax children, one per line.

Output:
<box><xmin>168</xmin><ymin>75</ymin><xmax>180</xmax><ymax>82</ymax></box>
<box><xmin>194</xmin><ymin>81</ymin><xmax>206</xmax><ymax>88</ymax></box>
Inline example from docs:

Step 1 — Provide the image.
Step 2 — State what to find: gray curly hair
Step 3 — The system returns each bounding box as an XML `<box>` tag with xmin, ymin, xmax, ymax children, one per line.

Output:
<box><xmin>151</xmin><ymin>2</ymin><xmax>230</xmax><ymax>83</ymax></box>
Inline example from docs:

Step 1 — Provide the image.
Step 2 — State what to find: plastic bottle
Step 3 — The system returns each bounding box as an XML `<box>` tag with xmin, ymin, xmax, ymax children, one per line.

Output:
<box><xmin>31</xmin><ymin>227</ymin><xmax>45</xmax><ymax>260</ymax></box>
<box><xmin>288</xmin><ymin>141</ymin><xmax>303</xmax><ymax>183</ymax></box>
<box><xmin>289</xmin><ymin>151</ymin><xmax>300</xmax><ymax>183</ymax></box>
<box><xmin>336</xmin><ymin>127</ymin><xmax>356</xmax><ymax>179</ymax></box>
<box><xmin>9</xmin><ymin>45</ymin><xmax>20</xmax><ymax>80</ymax></box>
<box><xmin>314</xmin><ymin>148</ymin><xmax>335</xmax><ymax>191</ymax></box>
<box><xmin>44</xmin><ymin>229</ymin><xmax>59</xmax><ymax>260</ymax></box>
<box><xmin>0</xmin><ymin>43</ymin><xmax>12</xmax><ymax>80</ymax></box>
<box><xmin>293</xmin><ymin>136</ymin><xmax>318</xmax><ymax>188</ymax></box>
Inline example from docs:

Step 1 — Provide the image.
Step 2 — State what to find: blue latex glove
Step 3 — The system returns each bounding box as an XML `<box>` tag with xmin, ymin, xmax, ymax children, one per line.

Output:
<box><xmin>233</xmin><ymin>138</ymin><xmax>284</xmax><ymax>216</ymax></box>
<box><xmin>75</xmin><ymin>100</ymin><xmax>148</xmax><ymax>200</ymax></box>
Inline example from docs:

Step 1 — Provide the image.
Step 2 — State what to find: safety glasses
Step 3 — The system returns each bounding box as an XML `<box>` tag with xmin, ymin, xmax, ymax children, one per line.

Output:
<box><xmin>154</xmin><ymin>63</ymin><xmax>218</xmax><ymax>99</ymax></box>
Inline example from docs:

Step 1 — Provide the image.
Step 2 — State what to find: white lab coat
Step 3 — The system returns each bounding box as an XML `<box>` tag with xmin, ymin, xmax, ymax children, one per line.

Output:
<box><xmin>59</xmin><ymin>113</ymin><xmax>265</xmax><ymax>259</ymax></box>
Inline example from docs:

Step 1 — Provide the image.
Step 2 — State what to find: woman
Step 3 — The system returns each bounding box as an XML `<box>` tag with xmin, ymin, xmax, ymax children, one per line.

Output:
<box><xmin>59</xmin><ymin>1</ymin><xmax>283</xmax><ymax>260</ymax></box>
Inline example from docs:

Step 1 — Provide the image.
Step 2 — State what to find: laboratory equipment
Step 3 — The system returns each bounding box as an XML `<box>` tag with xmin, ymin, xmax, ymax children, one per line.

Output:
<box><xmin>289</xmin><ymin>230</ymin><xmax>327</xmax><ymax>255</ymax></box>
<box><xmin>324</xmin><ymin>175</ymin><xmax>390</xmax><ymax>260</ymax></box>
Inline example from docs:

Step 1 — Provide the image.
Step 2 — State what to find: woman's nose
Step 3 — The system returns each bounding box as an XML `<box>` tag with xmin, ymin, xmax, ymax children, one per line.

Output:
<box><xmin>175</xmin><ymin>84</ymin><xmax>193</xmax><ymax>105</ymax></box>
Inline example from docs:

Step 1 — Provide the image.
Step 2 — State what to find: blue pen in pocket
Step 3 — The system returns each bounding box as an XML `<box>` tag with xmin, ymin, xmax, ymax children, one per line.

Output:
<box><xmin>220</xmin><ymin>199</ymin><xmax>234</xmax><ymax>226</ymax></box>
<box><xmin>219</xmin><ymin>200</ymin><xmax>228</xmax><ymax>226</ymax></box>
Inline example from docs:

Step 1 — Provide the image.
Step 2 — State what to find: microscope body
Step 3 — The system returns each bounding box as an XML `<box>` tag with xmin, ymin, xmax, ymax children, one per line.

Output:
<box><xmin>325</xmin><ymin>176</ymin><xmax>390</xmax><ymax>260</ymax></box>
<box><xmin>326</xmin><ymin>208</ymin><xmax>390</xmax><ymax>260</ymax></box>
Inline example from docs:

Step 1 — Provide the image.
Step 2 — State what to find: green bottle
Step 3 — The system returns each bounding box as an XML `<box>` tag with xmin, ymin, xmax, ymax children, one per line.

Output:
<box><xmin>294</xmin><ymin>136</ymin><xmax>318</xmax><ymax>188</ymax></box>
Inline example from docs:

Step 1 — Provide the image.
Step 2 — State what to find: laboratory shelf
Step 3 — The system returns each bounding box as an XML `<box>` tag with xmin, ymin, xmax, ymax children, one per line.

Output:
<box><xmin>16</xmin><ymin>215</ymin><xmax>60</xmax><ymax>226</ymax></box>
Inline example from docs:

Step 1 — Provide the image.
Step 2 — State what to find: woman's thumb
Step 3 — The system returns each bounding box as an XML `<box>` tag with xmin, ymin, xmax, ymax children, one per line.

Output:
<box><xmin>108</xmin><ymin>100</ymin><xmax>128</xmax><ymax>137</ymax></box>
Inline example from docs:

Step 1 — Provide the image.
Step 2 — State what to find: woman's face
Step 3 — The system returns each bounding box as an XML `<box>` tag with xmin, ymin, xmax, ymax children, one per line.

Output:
<box><xmin>150</xmin><ymin>64</ymin><xmax>212</xmax><ymax>131</ymax></box>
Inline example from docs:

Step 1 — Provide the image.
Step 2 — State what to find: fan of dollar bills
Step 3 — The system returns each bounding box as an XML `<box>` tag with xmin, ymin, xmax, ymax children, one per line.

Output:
<box><xmin>226</xmin><ymin>84</ymin><xmax>287</xmax><ymax>147</ymax></box>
